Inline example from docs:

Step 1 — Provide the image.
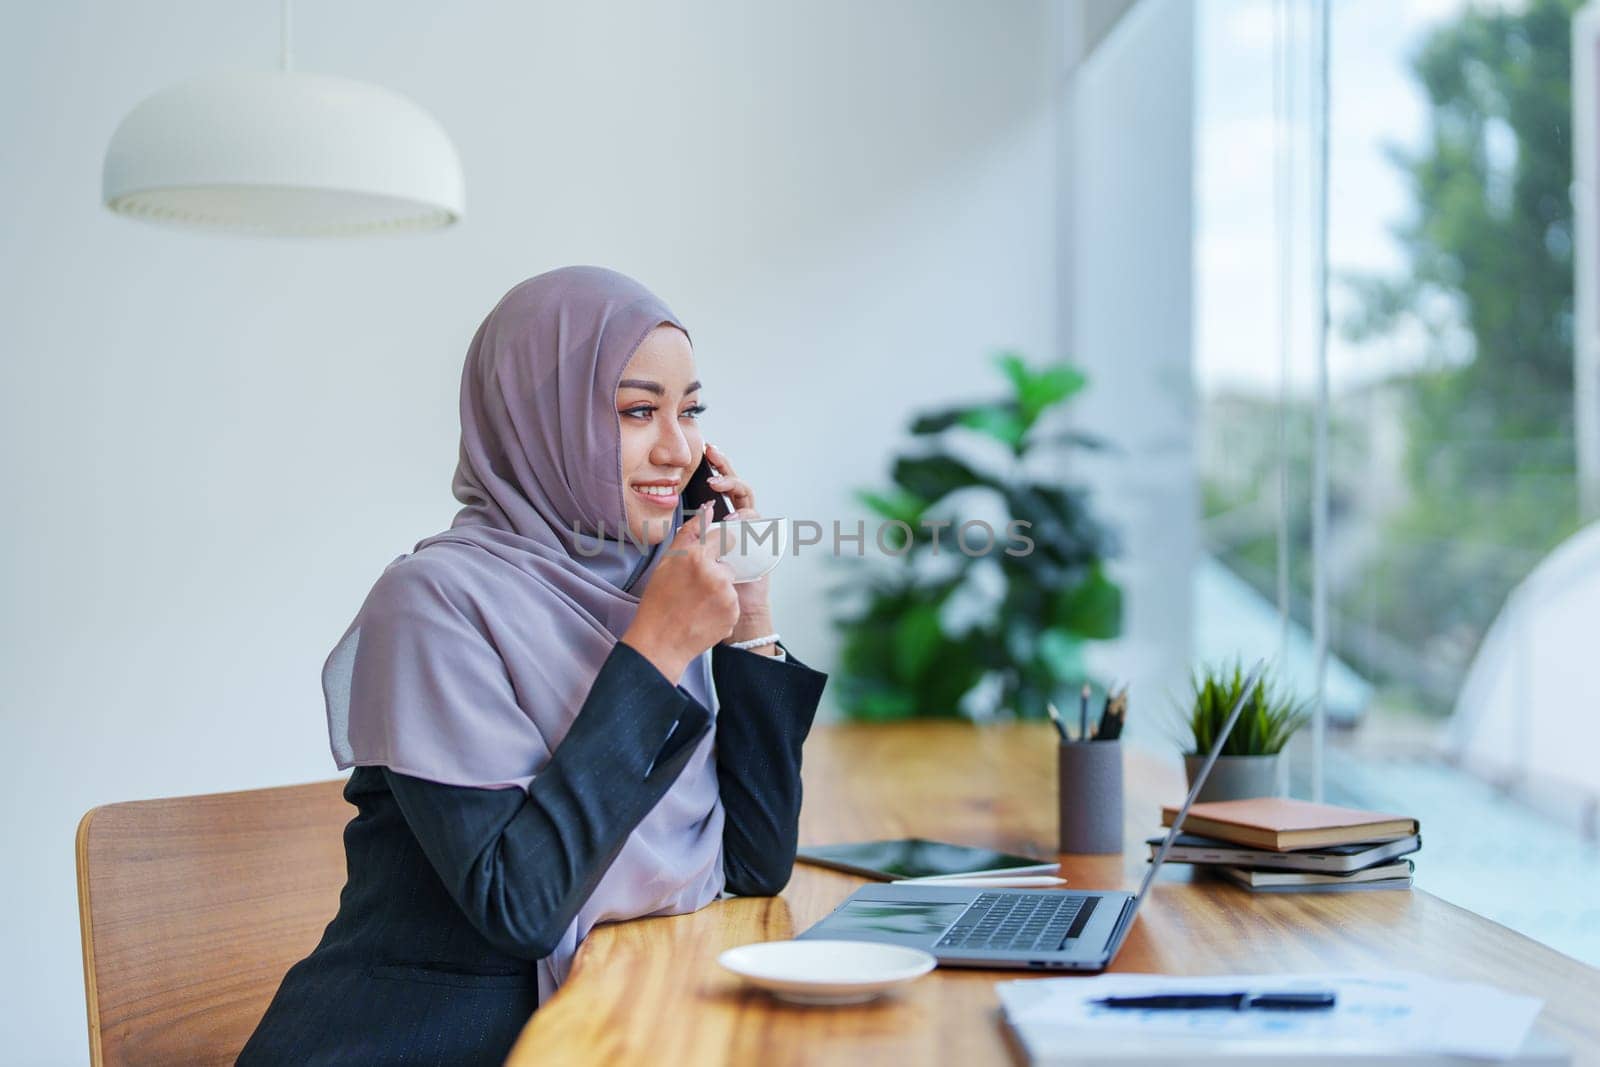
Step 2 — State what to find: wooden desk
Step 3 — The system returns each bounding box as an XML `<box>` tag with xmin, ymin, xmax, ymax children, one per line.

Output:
<box><xmin>507</xmin><ymin>723</ymin><xmax>1600</xmax><ymax>1065</ymax></box>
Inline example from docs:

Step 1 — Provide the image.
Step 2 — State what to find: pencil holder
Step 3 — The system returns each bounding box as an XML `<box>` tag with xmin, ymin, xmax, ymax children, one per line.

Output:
<box><xmin>1057</xmin><ymin>740</ymin><xmax>1124</xmax><ymax>854</ymax></box>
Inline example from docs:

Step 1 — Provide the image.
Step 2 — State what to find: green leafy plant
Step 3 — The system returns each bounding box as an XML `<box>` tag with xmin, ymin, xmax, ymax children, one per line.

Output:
<box><xmin>1183</xmin><ymin>660</ymin><xmax>1309</xmax><ymax>757</ymax></box>
<box><xmin>1333</xmin><ymin>0</ymin><xmax>1582</xmax><ymax>713</ymax></box>
<box><xmin>830</xmin><ymin>351</ymin><xmax>1121</xmax><ymax>721</ymax></box>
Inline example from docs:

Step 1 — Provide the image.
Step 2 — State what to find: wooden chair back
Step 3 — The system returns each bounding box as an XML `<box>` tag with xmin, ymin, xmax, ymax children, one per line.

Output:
<box><xmin>75</xmin><ymin>778</ymin><xmax>350</xmax><ymax>1066</ymax></box>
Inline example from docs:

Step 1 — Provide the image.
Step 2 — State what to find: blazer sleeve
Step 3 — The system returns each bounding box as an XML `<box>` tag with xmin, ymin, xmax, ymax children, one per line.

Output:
<box><xmin>383</xmin><ymin>640</ymin><xmax>713</xmax><ymax>961</ymax></box>
<box><xmin>711</xmin><ymin>642</ymin><xmax>828</xmax><ymax>896</ymax></box>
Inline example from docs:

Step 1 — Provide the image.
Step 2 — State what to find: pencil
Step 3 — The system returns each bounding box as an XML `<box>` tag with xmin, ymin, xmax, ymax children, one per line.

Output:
<box><xmin>1045</xmin><ymin>701</ymin><xmax>1070</xmax><ymax>742</ymax></box>
<box><xmin>1079</xmin><ymin>684</ymin><xmax>1090</xmax><ymax>741</ymax></box>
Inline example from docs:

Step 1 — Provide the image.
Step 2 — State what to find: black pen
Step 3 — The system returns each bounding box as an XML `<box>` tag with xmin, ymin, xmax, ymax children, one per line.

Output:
<box><xmin>1092</xmin><ymin>991</ymin><xmax>1337</xmax><ymax>1011</ymax></box>
<box><xmin>1094</xmin><ymin>682</ymin><xmax>1117</xmax><ymax>739</ymax></box>
<box><xmin>1100</xmin><ymin>687</ymin><xmax>1127</xmax><ymax>741</ymax></box>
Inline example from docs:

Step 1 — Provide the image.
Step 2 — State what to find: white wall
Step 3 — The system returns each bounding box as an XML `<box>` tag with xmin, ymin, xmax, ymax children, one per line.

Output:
<box><xmin>0</xmin><ymin>1</ymin><xmax>1060</xmax><ymax>1060</ymax></box>
<box><xmin>1064</xmin><ymin>0</ymin><xmax>1199</xmax><ymax>721</ymax></box>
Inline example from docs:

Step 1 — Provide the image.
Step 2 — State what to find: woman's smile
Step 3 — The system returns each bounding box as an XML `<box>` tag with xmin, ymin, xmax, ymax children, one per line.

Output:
<box><xmin>630</xmin><ymin>478</ymin><xmax>684</xmax><ymax>510</ymax></box>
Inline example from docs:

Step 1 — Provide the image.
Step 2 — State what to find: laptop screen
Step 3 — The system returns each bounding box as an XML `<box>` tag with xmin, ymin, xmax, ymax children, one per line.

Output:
<box><xmin>1107</xmin><ymin>659</ymin><xmax>1267</xmax><ymax>954</ymax></box>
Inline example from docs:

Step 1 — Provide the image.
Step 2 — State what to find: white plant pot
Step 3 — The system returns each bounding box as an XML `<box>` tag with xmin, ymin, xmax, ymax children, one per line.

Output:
<box><xmin>1182</xmin><ymin>752</ymin><xmax>1286</xmax><ymax>804</ymax></box>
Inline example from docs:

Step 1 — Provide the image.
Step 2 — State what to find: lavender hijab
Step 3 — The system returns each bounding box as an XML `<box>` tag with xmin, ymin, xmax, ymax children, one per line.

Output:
<box><xmin>322</xmin><ymin>266</ymin><xmax>725</xmax><ymax>1001</ymax></box>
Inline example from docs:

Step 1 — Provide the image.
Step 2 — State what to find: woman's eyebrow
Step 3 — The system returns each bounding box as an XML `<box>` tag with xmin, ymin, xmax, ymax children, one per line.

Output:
<box><xmin>617</xmin><ymin>378</ymin><xmax>702</xmax><ymax>396</ymax></box>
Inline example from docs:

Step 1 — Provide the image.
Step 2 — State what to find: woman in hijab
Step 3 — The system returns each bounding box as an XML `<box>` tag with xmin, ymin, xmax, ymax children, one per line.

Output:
<box><xmin>238</xmin><ymin>266</ymin><xmax>827</xmax><ymax>1066</ymax></box>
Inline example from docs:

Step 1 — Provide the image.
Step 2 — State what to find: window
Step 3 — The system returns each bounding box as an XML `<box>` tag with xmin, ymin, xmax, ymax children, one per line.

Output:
<box><xmin>1196</xmin><ymin>0</ymin><xmax>1600</xmax><ymax>966</ymax></box>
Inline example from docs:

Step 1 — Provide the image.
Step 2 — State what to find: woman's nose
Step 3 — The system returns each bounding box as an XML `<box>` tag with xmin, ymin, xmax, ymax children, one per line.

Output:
<box><xmin>650</xmin><ymin>418</ymin><xmax>694</xmax><ymax>466</ymax></box>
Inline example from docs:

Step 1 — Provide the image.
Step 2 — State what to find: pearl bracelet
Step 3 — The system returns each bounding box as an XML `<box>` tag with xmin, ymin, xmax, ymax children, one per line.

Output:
<box><xmin>728</xmin><ymin>632</ymin><xmax>781</xmax><ymax>651</ymax></box>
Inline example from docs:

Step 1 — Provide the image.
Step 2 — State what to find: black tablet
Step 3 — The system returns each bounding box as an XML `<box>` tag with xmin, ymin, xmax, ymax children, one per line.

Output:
<box><xmin>795</xmin><ymin>838</ymin><xmax>1059</xmax><ymax>881</ymax></box>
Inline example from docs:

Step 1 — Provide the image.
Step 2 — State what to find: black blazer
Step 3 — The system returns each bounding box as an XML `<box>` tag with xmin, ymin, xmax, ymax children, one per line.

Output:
<box><xmin>237</xmin><ymin>640</ymin><xmax>826</xmax><ymax>1067</ymax></box>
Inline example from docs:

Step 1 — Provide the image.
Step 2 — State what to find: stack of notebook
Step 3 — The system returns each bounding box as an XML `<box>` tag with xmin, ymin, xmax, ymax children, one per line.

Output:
<box><xmin>1147</xmin><ymin>797</ymin><xmax>1421</xmax><ymax>893</ymax></box>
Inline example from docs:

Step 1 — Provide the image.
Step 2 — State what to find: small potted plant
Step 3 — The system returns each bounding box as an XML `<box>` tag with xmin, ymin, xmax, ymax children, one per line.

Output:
<box><xmin>1180</xmin><ymin>661</ymin><xmax>1308</xmax><ymax>803</ymax></box>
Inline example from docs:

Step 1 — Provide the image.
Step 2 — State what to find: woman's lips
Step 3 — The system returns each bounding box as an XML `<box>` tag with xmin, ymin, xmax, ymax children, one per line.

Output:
<box><xmin>631</xmin><ymin>485</ymin><xmax>680</xmax><ymax>509</ymax></box>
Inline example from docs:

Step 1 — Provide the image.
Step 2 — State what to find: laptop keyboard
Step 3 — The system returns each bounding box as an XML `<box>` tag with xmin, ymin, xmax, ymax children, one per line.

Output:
<box><xmin>935</xmin><ymin>892</ymin><xmax>1098</xmax><ymax>952</ymax></box>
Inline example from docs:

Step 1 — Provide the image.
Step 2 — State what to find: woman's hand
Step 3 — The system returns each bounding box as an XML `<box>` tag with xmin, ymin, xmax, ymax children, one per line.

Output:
<box><xmin>703</xmin><ymin>443</ymin><xmax>779</xmax><ymax>653</ymax></box>
<box><xmin>620</xmin><ymin>504</ymin><xmax>739</xmax><ymax>682</ymax></box>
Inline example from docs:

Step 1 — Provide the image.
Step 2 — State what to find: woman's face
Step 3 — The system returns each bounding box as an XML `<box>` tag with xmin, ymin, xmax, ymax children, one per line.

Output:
<box><xmin>616</xmin><ymin>325</ymin><xmax>705</xmax><ymax>545</ymax></box>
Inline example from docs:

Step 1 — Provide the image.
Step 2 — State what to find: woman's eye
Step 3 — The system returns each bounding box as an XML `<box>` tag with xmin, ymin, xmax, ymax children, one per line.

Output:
<box><xmin>620</xmin><ymin>403</ymin><xmax>706</xmax><ymax>421</ymax></box>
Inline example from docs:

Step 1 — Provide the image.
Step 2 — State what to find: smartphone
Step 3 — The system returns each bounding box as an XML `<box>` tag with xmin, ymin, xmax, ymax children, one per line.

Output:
<box><xmin>682</xmin><ymin>454</ymin><xmax>735</xmax><ymax>521</ymax></box>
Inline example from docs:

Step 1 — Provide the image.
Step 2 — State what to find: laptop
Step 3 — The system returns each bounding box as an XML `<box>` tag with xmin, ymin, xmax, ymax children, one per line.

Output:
<box><xmin>797</xmin><ymin>660</ymin><xmax>1267</xmax><ymax>971</ymax></box>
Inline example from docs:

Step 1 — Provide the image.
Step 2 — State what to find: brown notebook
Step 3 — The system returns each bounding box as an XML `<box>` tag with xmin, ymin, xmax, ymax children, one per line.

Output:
<box><xmin>1159</xmin><ymin>797</ymin><xmax>1419</xmax><ymax>851</ymax></box>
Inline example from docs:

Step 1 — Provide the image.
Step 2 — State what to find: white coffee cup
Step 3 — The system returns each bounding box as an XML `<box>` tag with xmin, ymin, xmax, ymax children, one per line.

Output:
<box><xmin>707</xmin><ymin>516</ymin><xmax>787</xmax><ymax>583</ymax></box>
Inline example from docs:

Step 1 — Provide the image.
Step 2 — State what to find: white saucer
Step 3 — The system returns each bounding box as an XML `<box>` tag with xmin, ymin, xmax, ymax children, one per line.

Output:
<box><xmin>717</xmin><ymin>939</ymin><xmax>936</xmax><ymax>1005</ymax></box>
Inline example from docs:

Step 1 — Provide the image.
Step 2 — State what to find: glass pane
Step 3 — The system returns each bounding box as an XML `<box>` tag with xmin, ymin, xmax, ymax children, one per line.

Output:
<box><xmin>1196</xmin><ymin>0</ymin><xmax>1600</xmax><ymax>967</ymax></box>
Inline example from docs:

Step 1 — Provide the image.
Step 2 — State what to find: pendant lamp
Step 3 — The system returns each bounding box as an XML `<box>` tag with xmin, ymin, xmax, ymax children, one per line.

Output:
<box><xmin>102</xmin><ymin>1</ymin><xmax>463</xmax><ymax>236</ymax></box>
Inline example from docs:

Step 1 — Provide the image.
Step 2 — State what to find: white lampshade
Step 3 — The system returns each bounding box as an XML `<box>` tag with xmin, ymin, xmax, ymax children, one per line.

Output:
<box><xmin>103</xmin><ymin>70</ymin><xmax>465</xmax><ymax>236</ymax></box>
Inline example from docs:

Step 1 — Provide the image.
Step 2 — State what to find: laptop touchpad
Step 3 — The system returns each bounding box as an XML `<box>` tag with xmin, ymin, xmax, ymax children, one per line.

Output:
<box><xmin>825</xmin><ymin>900</ymin><xmax>970</xmax><ymax>937</ymax></box>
